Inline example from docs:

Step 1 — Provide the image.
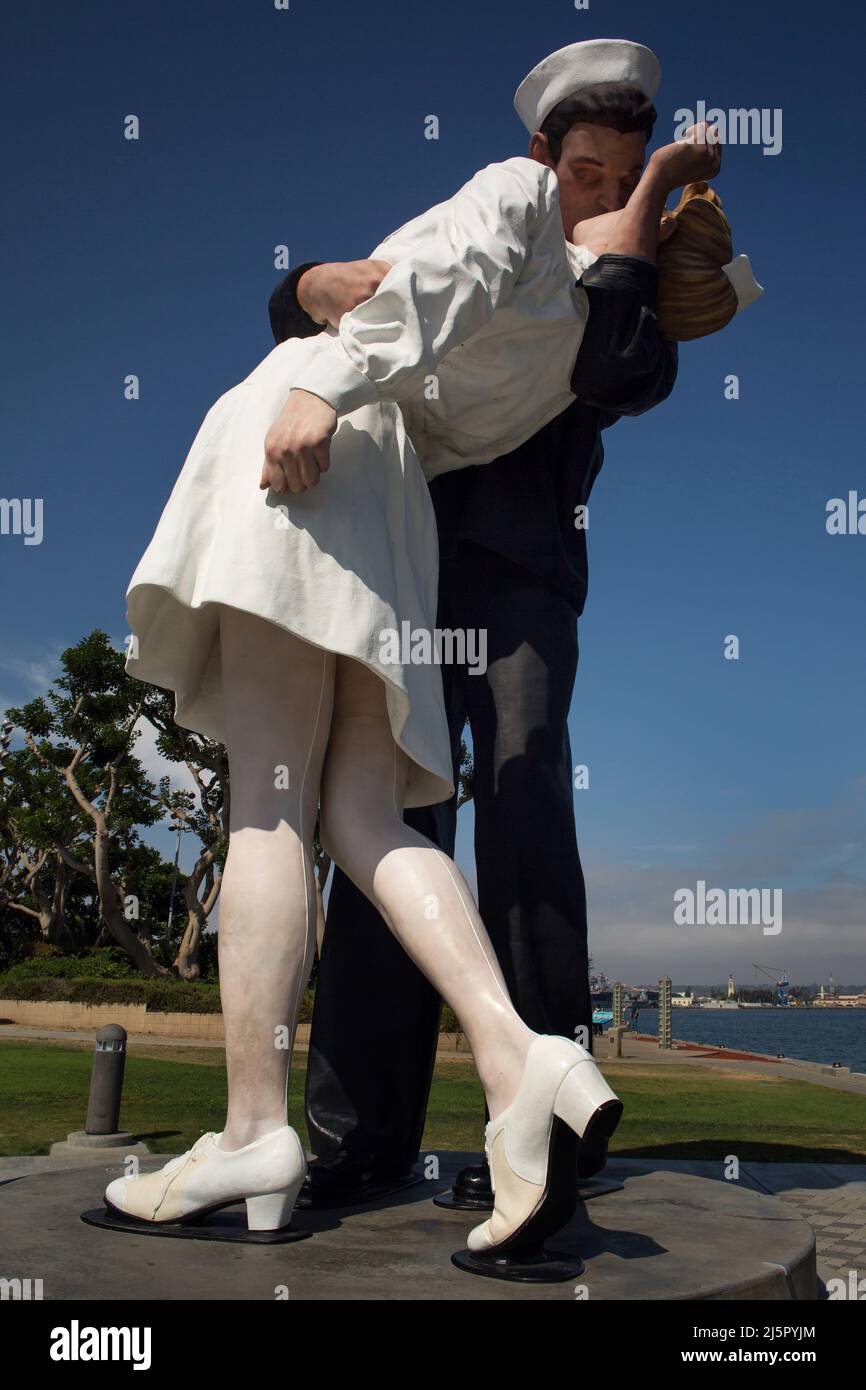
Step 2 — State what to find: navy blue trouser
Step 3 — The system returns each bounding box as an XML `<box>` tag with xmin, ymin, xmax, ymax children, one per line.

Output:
<box><xmin>304</xmin><ymin>541</ymin><xmax>593</xmax><ymax>1168</ymax></box>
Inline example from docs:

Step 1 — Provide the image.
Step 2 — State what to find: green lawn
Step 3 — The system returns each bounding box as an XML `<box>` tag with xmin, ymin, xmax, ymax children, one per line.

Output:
<box><xmin>1</xmin><ymin>1039</ymin><xmax>864</xmax><ymax>1163</ymax></box>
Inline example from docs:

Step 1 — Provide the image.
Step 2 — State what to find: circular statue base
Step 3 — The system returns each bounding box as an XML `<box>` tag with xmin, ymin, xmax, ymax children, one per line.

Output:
<box><xmin>0</xmin><ymin>1153</ymin><xmax>816</xmax><ymax>1300</ymax></box>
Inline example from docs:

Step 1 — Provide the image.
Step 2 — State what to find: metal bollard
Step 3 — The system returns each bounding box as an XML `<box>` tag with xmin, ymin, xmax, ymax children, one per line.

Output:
<box><xmin>613</xmin><ymin>981</ymin><xmax>624</xmax><ymax>1028</ymax></box>
<box><xmin>658</xmin><ymin>976</ymin><xmax>672</xmax><ymax>1050</ymax></box>
<box><xmin>48</xmin><ymin>1022</ymin><xmax>149</xmax><ymax>1155</ymax></box>
<box><xmin>84</xmin><ymin>1025</ymin><xmax>127</xmax><ymax>1135</ymax></box>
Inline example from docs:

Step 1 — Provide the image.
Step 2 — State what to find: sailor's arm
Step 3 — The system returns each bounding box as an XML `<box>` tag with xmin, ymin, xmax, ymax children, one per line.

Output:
<box><xmin>268</xmin><ymin>261</ymin><xmax>394</xmax><ymax>343</ymax></box>
<box><xmin>571</xmin><ymin>255</ymin><xmax>678</xmax><ymax>417</ymax></box>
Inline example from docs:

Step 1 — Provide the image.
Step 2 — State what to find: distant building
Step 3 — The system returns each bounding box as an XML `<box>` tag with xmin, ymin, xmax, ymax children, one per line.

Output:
<box><xmin>814</xmin><ymin>993</ymin><xmax>866</xmax><ymax>1008</ymax></box>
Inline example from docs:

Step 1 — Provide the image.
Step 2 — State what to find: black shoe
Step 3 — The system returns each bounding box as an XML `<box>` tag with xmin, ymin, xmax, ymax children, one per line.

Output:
<box><xmin>430</xmin><ymin>1159</ymin><xmax>495</xmax><ymax>1211</ymax></box>
<box><xmin>576</xmin><ymin>1134</ymin><xmax>609</xmax><ymax>1180</ymax></box>
<box><xmin>454</xmin><ymin>1160</ymin><xmax>493</xmax><ymax>1207</ymax></box>
<box><xmin>296</xmin><ymin>1151</ymin><xmax>417</xmax><ymax>1210</ymax></box>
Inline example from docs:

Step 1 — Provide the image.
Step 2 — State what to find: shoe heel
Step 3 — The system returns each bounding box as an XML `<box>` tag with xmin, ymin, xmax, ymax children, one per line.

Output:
<box><xmin>245</xmin><ymin>1181</ymin><xmax>301</xmax><ymax>1232</ymax></box>
<box><xmin>553</xmin><ymin>1059</ymin><xmax>623</xmax><ymax>1142</ymax></box>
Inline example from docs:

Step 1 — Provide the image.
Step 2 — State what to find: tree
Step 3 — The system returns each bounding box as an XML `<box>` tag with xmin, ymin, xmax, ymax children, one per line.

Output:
<box><xmin>2</xmin><ymin>631</ymin><xmax>226</xmax><ymax>977</ymax></box>
<box><xmin>456</xmin><ymin>737</ymin><xmax>474</xmax><ymax>809</ymax></box>
<box><xmin>140</xmin><ymin>686</ymin><xmax>227</xmax><ymax>979</ymax></box>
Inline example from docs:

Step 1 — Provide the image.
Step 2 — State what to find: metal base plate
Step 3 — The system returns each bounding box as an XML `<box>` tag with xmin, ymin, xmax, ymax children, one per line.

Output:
<box><xmin>451</xmin><ymin>1246</ymin><xmax>585</xmax><ymax>1284</ymax></box>
<box><xmin>432</xmin><ymin>1188</ymin><xmax>492</xmax><ymax>1211</ymax></box>
<box><xmin>81</xmin><ymin>1205</ymin><xmax>311</xmax><ymax>1245</ymax></box>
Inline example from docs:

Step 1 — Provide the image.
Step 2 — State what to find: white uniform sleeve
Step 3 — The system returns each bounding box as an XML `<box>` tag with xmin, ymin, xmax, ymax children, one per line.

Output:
<box><xmin>290</xmin><ymin>158</ymin><xmax>562</xmax><ymax>414</ymax></box>
<box><xmin>567</xmin><ymin>243</ymin><xmax>601</xmax><ymax>277</ymax></box>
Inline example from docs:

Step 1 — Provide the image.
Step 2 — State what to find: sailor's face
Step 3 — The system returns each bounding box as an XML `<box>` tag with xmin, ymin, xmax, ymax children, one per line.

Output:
<box><xmin>530</xmin><ymin>124</ymin><xmax>648</xmax><ymax>240</ymax></box>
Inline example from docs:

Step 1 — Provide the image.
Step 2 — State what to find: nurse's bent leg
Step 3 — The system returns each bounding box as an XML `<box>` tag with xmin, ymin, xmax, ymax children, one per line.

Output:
<box><xmin>304</xmin><ymin>585</ymin><xmax>468</xmax><ymax>1173</ymax></box>
<box><xmin>216</xmin><ymin>605</ymin><xmax>334</xmax><ymax>1151</ymax></box>
<box><xmin>318</xmin><ymin>655</ymin><xmax>535</xmax><ymax>1122</ymax></box>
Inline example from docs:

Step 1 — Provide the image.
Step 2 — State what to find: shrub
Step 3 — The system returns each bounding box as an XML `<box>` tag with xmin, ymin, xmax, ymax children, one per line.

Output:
<box><xmin>0</xmin><ymin>975</ymin><xmax>222</xmax><ymax>1013</ymax></box>
<box><xmin>297</xmin><ymin>988</ymin><xmax>315</xmax><ymax>1024</ymax></box>
<box><xmin>0</xmin><ymin>961</ymin><xmax>460</xmax><ymax>1033</ymax></box>
<box><xmin>0</xmin><ymin>950</ymin><xmax>138</xmax><ymax>990</ymax></box>
<box><xmin>72</xmin><ymin>950</ymin><xmax>140</xmax><ymax>980</ymax></box>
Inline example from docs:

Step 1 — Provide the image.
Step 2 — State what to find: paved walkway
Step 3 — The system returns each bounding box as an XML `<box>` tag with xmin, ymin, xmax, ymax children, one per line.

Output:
<box><xmin>3</xmin><ymin>1022</ymin><xmax>864</xmax><ymax>1082</ymax></box>
<box><xmin>607</xmin><ymin>1032</ymin><xmax>866</xmax><ymax>1096</ymax></box>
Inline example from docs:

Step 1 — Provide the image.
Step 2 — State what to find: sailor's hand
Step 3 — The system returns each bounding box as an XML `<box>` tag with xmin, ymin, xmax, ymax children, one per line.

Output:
<box><xmin>649</xmin><ymin>122</ymin><xmax>723</xmax><ymax>193</ymax></box>
<box><xmin>260</xmin><ymin>390</ymin><xmax>338</xmax><ymax>494</ymax></box>
<box><xmin>298</xmin><ymin>259</ymin><xmax>393</xmax><ymax>329</ymax></box>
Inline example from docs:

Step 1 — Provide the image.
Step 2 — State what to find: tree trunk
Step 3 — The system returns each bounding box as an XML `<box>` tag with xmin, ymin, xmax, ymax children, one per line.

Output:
<box><xmin>173</xmin><ymin>906</ymin><xmax>202</xmax><ymax>980</ymax></box>
<box><xmin>102</xmin><ymin>903</ymin><xmax>169</xmax><ymax>977</ymax></box>
<box><xmin>94</xmin><ymin>835</ymin><xmax>169</xmax><ymax>978</ymax></box>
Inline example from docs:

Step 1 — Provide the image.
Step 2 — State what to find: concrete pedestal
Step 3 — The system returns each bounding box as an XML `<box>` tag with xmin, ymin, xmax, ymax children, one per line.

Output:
<box><xmin>49</xmin><ymin>1131</ymin><xmax>151</xmax><ymax>1157</ymax></box>
<box><xmin>0</xmin><ymin>1152</ymin><xmax>816</xmax><ymax>1301</ymax></box>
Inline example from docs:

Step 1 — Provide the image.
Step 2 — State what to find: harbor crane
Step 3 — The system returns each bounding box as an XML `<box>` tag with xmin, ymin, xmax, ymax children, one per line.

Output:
<box><xmin>752</xmin><ymin>962</ymin><xmax>790</xmax><ymax>1006</ymax></box>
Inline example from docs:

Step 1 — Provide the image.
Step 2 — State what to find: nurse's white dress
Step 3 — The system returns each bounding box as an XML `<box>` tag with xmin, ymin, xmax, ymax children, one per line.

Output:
<box><xmin>124</xmin><ymin>158</ymin><xmax>593</xmax><ymax>808</ymax></box>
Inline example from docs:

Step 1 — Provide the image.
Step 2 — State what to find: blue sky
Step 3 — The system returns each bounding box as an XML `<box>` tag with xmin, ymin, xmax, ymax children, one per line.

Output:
<box><xmin>1</xmin><ymin>0</ymin><xmax>864</xmax><ymax>986</ymax></box>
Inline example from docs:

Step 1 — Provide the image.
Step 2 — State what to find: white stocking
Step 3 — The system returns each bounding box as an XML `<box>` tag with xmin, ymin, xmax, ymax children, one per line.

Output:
<box><xmin>216</xmin><ymin>605</ymin><xmax>334</xmax><ymax>1150</ymax></box>
<box><xmin>319</xmin><ymin>653</ymin><xmax>536</xmax><ymax>1120</ymax></box>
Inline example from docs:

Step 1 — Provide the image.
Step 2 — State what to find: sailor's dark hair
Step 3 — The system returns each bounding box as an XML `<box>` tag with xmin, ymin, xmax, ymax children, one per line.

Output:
<box><xmin>540</xmin><ymin>82</ymin><xmax>658</xmax><ymax>162</ymax></box>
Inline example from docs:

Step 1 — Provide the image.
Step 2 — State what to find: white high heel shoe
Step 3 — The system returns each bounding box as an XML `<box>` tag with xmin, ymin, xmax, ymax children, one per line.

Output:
<box><xmin>466</xmin><ymin>1035</ymin><xmax>622</xmax><ymax>1255</ymax></box>
<box><xmin>104</xmin><ymin>1124</ymin><xmax>307</xmax><ymax>1231</ymax></box>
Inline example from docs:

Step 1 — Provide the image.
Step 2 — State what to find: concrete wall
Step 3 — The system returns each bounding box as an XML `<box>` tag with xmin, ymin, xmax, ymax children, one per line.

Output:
<box><xmin>0</xmin><ymin>999</ymin><xmax>470</xmax><ymax>1053</ymax></box>
<box><xmin>0</xmin><ymin>998</ymin><xmax>228</xmax><ymax>1040</ymax></box>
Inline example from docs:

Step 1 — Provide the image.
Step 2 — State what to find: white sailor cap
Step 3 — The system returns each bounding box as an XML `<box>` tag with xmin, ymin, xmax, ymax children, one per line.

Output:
<box><xmin>515</xmin><ymin>38</ymin><xmax>662</xmax><ymax>135</ymax></box>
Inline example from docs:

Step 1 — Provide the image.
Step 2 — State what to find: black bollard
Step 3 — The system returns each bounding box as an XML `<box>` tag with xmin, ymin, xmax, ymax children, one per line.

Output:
<box><xmin>50</xmin><ymin>1022</ymin><xmax>148</xmax><ymax>1155</ymax></box>
<box><xmin>85</xmin><ymin>1025</ymin><xmax>127</xmax><ymax>1135</ymax></box>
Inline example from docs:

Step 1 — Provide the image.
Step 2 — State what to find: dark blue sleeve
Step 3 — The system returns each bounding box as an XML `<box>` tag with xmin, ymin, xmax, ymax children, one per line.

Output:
<box><xmin>268</xmin><ymin>261</ymin><xmax>325</xmax><ymax>344</ymax></box>
<box><xmin>571</xmin><ymin>253</ymin><xmax>678</xmax><ymax>420</ymax></box>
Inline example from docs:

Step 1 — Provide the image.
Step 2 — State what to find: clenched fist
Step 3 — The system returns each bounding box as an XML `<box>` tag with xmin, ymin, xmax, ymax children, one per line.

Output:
<box><xmin>260</xmin><ymin>389</ymin><xmax>338</xmax><ymax>495</ymax></box>
<box><xmin>649</xmin><ymin>122</ymin><xmax>723</xmax><ymax>194</ymax></box>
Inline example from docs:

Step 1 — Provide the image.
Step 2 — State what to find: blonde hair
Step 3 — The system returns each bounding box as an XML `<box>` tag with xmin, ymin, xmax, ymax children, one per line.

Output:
<box><xmin>655</xmin><ymin>182</ymin><xmax>739</xmax><ymax>341</ymax></box>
